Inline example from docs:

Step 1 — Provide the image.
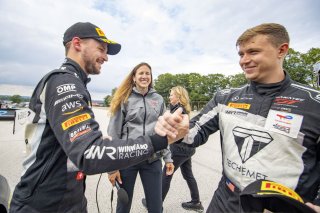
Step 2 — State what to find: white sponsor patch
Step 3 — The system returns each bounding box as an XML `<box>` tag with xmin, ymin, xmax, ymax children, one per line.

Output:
<box><xmin>265</xmin><ymin>110</ymin><xmax>303</xmax><ymax>138</ymax></box>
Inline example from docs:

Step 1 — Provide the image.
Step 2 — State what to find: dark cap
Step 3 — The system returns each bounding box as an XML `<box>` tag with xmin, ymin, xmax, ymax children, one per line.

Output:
<box><xmin>63</xmin><ymin>22</ymin><xmax>121</xmax><ymax>55</ymax></box>
<box><xmin>240</xmin><ymin>180</ymin><xmax>316</xmax><ymax>213</ymax></box>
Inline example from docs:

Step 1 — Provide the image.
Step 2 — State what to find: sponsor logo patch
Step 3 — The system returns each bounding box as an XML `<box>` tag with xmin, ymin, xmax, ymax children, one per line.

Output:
<box><xmin>56</xmin><ymin>84</ymin><xmax>76</xmax><ymax>96</ymax></box>
<box><xmin>63</xmin><ymin>107</ymin><xmax>84</xmax><ymax>116</ymax></box>
<box><xmin>84</xmin><ymin>144</ymin><xmax>149</xmax><ymax>160</ymax></box>
<box><xmin>69</xmin><ymin>124</ymin><xmax>92</xmax><ymax>142</ymax></box>
<box><xmin>54</xmin><ymin>94</ymin><xmax>83</xmax><ymax>106</ymax></box>
<box><xmin>232</xmin><ymin>127</ymin><xmax>273</xmax><ymax>163</ymax></box>
<box><xmin>274</xmin><ymin>96</ymin><xmax>304</xmax><ymax>105</ymax></box>
<box><xmin>61</xmin><ymin>100</ymin><xmax>82</xmax><ymax>112</ymax></box>
<box><xmin>228</xmin><ymin>102</ymin><xmax>251</xmax><ymax>110</ymax></box>
<box><xmin>61</xmin><ymin>113</ymin><xmax>91</xmax><ymax>130</ymax></box>
<box><xmin>260</xmin><ymin>181</ymin><xmax>303</xmax><ymax>202</ymax></box>
<box><xmin>76</xmin><ymin>171</ymin><xmax>85</xmax><ymax>181</ymax></box>
<box><xmin>225</xmin><ymin>110</ymin><xmax>248</xmax><ymax>117</ymax></box>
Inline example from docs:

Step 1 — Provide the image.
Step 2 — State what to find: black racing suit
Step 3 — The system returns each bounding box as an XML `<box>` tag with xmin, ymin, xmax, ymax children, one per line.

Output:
<box><xmin>9</xmin><ymin>58</ymin><xmax>168</xmax><ymax>213</ymax></box>
<box><xmin>183</xmin><ymin>72</ymin><xmax>320</xmax><ymax>212</ymax></box>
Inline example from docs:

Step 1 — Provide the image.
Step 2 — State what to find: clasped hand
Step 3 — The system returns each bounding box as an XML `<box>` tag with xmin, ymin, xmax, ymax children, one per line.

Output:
<box><xmin>155</xmin><ymin>107</ymin><xmax>189</xmax><ymax>144</ymax></box>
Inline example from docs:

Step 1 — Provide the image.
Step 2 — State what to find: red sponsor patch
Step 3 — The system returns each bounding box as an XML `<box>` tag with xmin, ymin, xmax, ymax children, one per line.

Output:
<box><xmin>274</xmin><ymin>97</ymin><xmax>303</xmax><ymax>105</ymax></box>
<box><xmin>76</xmin><ymin>171</ymin><xmax>85</xmax><ymax>180</ymax></box>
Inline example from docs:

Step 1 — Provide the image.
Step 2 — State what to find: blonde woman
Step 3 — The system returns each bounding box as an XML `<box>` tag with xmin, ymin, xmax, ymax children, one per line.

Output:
<box><xmin>162</xmin><ymin>86</ymin><xmax>203</xmax><ymax>212</ymax></box>
<box><xmin>107</xmin><ymin>62</ymin><xmax>174</xmax><ymax>213</ymax></box>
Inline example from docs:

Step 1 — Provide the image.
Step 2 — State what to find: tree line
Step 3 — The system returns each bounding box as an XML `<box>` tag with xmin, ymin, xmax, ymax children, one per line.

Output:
<box><xmin>104</xmin><ymin>47</ymin><xmax>319</xmax><ymax>108</ymax></box>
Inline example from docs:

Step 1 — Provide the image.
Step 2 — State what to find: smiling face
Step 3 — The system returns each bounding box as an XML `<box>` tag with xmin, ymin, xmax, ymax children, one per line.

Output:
<box><xmin>238</xmin><ymin>34</ymin><xmax>287</xmax><ymax>84</ymax></box>
<box><xmin>133</xmin><ymin>65</ymin><xmax>152</xmax><ymax>91</ymax></box>
<box><xmin>81</xmin><ymin>38</ymin><xmax>108</xmax><ymax>75</ymax></box>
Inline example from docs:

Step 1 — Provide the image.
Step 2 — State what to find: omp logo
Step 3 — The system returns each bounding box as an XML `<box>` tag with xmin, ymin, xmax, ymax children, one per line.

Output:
<box><xmin>232</xmin><ymin>127</ymin><xmax>273</xmax><ymax>163</ymax></box>
<box><xmin>84</xmin><ymin>145</ymin><xmax>116</xmax><ymax>160</ymax></box>
<box><xmin>261</xmin><ymin>181</ymin><xmax>303</xmax><ymax>202</ymax></box>
<box><xmin>62</xmin><ymin>100</ymin><xmax>82</xmax><ymax>112</ymax></box>
<box><xmin>61</xmin><ymin>113</ymin><xmax>91</xmax><ymax>130</ymax></box>
<box><xmin>228</xmin><ymin>102</ymin><xmax>251</xmax><ymax>110</ymax></box>
<box><xmin>56</xmin><ymin>84</ymin><xmax>76</xmax><ymax>96</ymax></box>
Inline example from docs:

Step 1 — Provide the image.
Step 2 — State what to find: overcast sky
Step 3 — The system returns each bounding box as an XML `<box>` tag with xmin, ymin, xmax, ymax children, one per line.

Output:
<box><xmin>0</xmin><ymin>0</ymin><xmax>319</xmax><ymax>100</ymax></box>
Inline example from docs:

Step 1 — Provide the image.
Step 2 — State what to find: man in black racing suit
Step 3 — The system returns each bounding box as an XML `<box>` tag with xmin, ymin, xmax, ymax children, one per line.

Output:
<box><xmin>160</xmin><ymin>23</ymin><xmax>320</xmax><ymax>212</ymax></box>
<box><xmin>9</xmin><ymin>22</ymin><xmax>188</xmax><ymax>213</ymax></box>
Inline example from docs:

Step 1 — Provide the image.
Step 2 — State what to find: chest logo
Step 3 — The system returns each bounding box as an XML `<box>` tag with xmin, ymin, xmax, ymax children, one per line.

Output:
<box><xmin>228</xmin><ymin>102</ymin><xmax>251</xmax><ymax>110</ymax></box>
<box><xmin>232</xmin><ymin>127</ymin><xmax>273</xmax><ymax>163</ymax></box>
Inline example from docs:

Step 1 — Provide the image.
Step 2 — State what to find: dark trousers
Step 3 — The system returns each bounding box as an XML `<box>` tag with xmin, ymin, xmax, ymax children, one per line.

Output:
<box><xmin>116</xmin><ymin>160</ymin><xmax>162</xmax><ymax>213</ymax></box>
<box><xmin>206</xmin><ymin>177</ymin><xmax>241</xmax><ymax>213</ymax></box>
<box><xmin>162</xmin><ymin>155</ymin><xmax>200</xmax><ymax>202</ymax></box>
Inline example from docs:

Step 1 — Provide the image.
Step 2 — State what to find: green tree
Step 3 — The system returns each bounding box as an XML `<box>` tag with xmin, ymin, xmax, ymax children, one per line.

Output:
<box><xmin>205</xmin><ymin>73</ymin><xmax>229</xmax><ymax>98</ymax></box>
<box><xmin>104</xmin><ymin>95</ymin><xmax>112</xmax><ymax>107</ymax></box>
<box><xmin>154</xmin><ymin>73</ymin><xmax>176</xmax><ymax>103</ymax></box>
<box><xmin>284</xmin><ymin>48</ymin><xmax>320</xmax><ymax>88</ymax></box>
<box><xmin>228</xmin><ymin>73</ymin><xmax>248</xmax><ymax>88</ymax></box>
<box><xmin>10</xmin><ymin>95</ymin><xmax>22</xmax><ymax>103</ymax></box>
<box><xmin>104</xmin><ymin>87</ymin><xmax>117</xmax><ymax>107</ymax></box>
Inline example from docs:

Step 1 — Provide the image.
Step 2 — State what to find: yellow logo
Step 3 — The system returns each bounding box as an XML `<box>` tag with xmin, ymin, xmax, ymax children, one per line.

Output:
<box><xmin>95</xmin><ymin>28</ymin><xmax>106</xmax><ymax>37</ymax></box>
<box><xmin>62</xmin><ymin>107</ymin><xmax>84</xmax><ymax>116</ymax></box>
<box><xmin>61</xmin><ymin>113</ymin><xmax>91</xmax><ymax>130</ymax></box>
<box><xmin>228</xmin><ymin>102</ymin><xmax>251</xmax><ymax>109</ymax></box>
<box><xmin>260</xmin><ymin>181</ymin><xmax>303</xmax><ymax>203</ymax></box>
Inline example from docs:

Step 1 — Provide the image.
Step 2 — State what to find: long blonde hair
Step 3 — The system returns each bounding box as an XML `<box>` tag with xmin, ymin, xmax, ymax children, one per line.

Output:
<box><xmin>109</xmin><ymin>62</ymin><xmax>153</xmax><ymax>115</ymax></box>
<box><xmin>170</xmin><ymin>86</ymin><xmax>191</xmax><ymax>115</ymax></box>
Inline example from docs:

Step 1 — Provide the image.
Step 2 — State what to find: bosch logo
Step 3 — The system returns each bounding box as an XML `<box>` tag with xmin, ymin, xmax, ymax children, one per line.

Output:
<box><xmin>57</xmin><ymin>84</ymin><xmax>76</xmax><ymax>95</ymax></box>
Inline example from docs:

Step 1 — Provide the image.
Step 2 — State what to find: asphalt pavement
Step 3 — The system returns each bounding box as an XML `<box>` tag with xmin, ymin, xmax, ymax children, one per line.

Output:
<box><xmin>0</xmin><ymin>107</ymin><xmax>222</xmax><ymax>213</ymax></box>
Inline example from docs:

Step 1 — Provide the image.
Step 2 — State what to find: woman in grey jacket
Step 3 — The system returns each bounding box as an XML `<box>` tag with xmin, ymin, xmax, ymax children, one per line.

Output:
<box><xmin>107</xmin><ymin>62</ymin><xmax>174</xmax><ymax>213</ymax></box>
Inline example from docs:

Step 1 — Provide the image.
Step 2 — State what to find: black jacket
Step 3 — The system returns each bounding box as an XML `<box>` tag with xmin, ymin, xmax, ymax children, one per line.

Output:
<box><xmin>169</xmin><ymin>103</ymin><xmax>195</xmax><ymax>157</ymax></box>
<box><xmin>10</xmin><ymin>58</ymin><xmax>168</xmax><ymax>213</ymax></box>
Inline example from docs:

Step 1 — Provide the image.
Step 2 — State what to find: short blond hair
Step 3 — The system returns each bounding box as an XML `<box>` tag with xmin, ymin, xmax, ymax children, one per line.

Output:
<box><xmin>170</xmin><ymin>86</ymin><xmax>191</xmax><ymax>115</ymax></box>
<box><xmin>236</xmin><ymin>23</ymin><xmax>290</xmax><ymax>47</ymax></box>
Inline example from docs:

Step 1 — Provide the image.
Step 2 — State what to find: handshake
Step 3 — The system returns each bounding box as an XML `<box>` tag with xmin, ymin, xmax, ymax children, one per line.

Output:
<box><xmin>155</xmin><ymin>107</ymin><xmax>189</xmax><ymax>144</ymax></box>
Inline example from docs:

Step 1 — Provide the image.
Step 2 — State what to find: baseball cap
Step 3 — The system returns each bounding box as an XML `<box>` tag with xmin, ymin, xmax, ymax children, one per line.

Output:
<box><xmin>240</xmin><ymin>180</ymin><xmax>316</xmax><ymax>213</ymax></box>
<box><xmin>63</xmin><ymin>22</ymin><xmax>121</xmax><ymax>55</ymax></box>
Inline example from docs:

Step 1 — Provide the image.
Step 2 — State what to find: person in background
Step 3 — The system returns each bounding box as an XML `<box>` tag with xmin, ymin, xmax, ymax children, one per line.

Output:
<box><xmin>107</xmin><ymin>62</ymin><xmax>174</xmax><ymax>213</ymax></box>
<box><xmin>143</xmin><ymin>86</ymin><xmax>204</xmax><ymax>212</ymax></box>
<box><xmin>9</xmin><ymin>22</ymin><xmax>187</xmax><ymax>213</ymax></box>
<box><xmin>155</xmin><ymin>23</ymin><xmax>320</xmax><ymax>212</ymax></box>
<box><xmin>164</xmin><ymin>86</ymin><xmax>204</xmax><ymax>212</ymax></box>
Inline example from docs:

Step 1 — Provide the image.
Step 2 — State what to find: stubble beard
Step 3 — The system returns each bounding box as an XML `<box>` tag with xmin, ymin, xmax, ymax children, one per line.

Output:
<box><xmin>82</xmin><ymin>50</ymin><xmax>100</xmax><ymax>75</ymax></box>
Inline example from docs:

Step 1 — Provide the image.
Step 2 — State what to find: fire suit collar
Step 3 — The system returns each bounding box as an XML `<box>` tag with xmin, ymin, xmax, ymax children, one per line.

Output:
<box><xmin>62</xmin><ymin>58</ymin><xmax>91</xmax><ymax>85</ymax></box>
<box><xmin>250</xmin><ymin>71</ymin><xmax>291</xmax><ymax>97</ymax></box>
